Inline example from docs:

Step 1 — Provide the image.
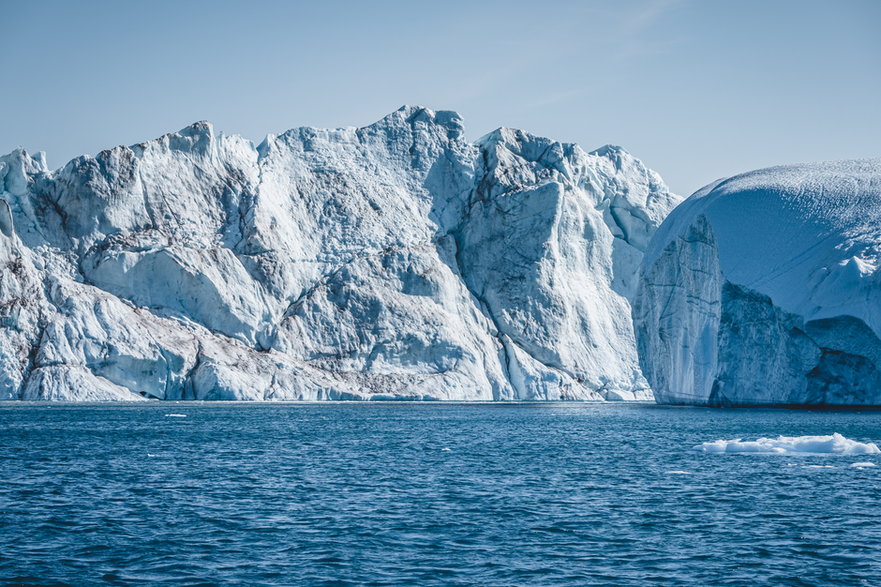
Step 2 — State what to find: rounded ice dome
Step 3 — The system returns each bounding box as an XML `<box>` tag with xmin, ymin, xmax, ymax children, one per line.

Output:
<box><xmin>635</xmin><ymin>158</ymin><xmax>881</xmax><ymax>406</ymax></box>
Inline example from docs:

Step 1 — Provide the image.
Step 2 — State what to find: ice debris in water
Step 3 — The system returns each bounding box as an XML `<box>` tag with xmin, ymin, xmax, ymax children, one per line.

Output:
<box><xmin>850</xmin><ymin>462</ymin><xmax>877</xmax><ymax>468</ymax></box>
<box><xmin>694</xmin><ymin>433</ymin><xmax>880</xmax><ymax>455</ymax></box>
<box><xmin>164</xmin><ymin>413</ymin><xmax>187</xmax><ymax>418</ymax></box>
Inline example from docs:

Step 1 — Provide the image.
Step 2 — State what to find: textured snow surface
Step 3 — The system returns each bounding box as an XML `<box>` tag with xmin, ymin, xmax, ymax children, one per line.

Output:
<box><xmin>695</xmin><ymin>433</ymin><xmax>880</xmax><ymax>455</ymax></box>
<box><xmin>635</xmin><ymin>159</ymin><xmax>881</xmax><ymax>405</ymax></box>
<box><xmin>0</xmin><ymin>106</ymin><xmax>680</xmax><ymax>401</ymax></box>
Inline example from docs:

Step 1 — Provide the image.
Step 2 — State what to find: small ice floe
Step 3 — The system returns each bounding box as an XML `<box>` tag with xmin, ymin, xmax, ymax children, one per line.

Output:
<box><xmin>694</xmin><ymin>433</ymin><xmax>880</xmax><ymax>455</ymax></box>
<box><xmin>441</xmin><ymin>448</ymin><xmax>452</xmax><ymax>452</ymax></box>
<box><xmin>665</xmin><ymin>470</ymin><xmax>691</xmax><ymax>475</ymax></box>
<box><xmin>164</xmin><ymin>413</ymin><xmax>187</xmax><ymax>418</ymax></box>
<box><xmin>147</xmin><ymin>453</ymin><xmax>157</xmax><ymax>457</ymax></box>
<box><xmin>850</xmin><ymin>462</ymin><xmax>877</xmax><ymax>468</ymax></box>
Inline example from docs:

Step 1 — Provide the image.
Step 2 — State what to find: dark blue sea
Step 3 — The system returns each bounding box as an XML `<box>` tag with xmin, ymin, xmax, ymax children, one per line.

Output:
<box><xmin>2</xmin><ymin>402</ymin><xmax>881</xmax><ymax>586</ymax></box>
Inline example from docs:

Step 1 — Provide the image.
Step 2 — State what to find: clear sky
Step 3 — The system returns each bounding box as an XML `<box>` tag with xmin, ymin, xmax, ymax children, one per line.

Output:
<box><xmin>1</xmin><ymin>0</ymin><xmax>879</xmax><ymax>196</ymax></box>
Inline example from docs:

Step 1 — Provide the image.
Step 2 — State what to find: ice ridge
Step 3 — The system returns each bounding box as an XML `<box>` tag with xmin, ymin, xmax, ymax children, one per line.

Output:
<box><xmin>0</xmin><ymin>106</ymin><xmax>681</xmax><ymax>401</ymax></box>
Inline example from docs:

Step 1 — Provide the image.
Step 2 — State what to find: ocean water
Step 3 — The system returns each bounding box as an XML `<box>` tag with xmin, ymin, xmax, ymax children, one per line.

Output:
<box><xmin>2</xmin><ymin>403</ymin><xmax>881</xmax><ymax>586</ymax></box>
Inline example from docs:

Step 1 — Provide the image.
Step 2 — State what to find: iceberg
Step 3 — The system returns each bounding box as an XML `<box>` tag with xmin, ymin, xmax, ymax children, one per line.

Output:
<box><xmin>635</xmin><ymin>159</ymin><xmax>881</xmax><ymax>406</ymax></box>
<box><xmin>694</xmin><ymin>433</ymin><xmax>880</xmax><ymax>455</ymax></box>
<box><xmin>0</xmin><ymin>107</ymin><xmax>680</xmax><ymax>401</ymax></box>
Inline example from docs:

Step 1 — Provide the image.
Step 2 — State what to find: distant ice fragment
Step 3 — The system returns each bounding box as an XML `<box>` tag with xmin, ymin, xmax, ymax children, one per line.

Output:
<box><xmin>164</xmin><ymin>413</ymin><xmax>187</xmax><ymax>418</ymax></box>
<box><xmin>694</xmin><ymin>433</ymin><xmax>880</xmax><ymax>455</ymax></box>
<box><xmin>850</xmin><ymin>462</ymin><xmax>877</xmax><ymax>468</ymax></box>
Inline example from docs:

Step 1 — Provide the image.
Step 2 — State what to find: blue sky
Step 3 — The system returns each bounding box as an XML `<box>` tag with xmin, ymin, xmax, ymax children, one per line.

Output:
<box><xmin>1</xmin><ymin>0</ymin><xmax>878</xmax><ymax>196</ymax></box>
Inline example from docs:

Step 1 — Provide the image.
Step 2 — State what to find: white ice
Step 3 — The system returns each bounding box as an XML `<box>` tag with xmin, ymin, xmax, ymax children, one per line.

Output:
<box><xmin>0</xmin><ymin>106</ymin><xmax>680</xmax><ymax>401</ymax></box>
<box><xmin>694</xmin><ymin>433</ymin><xmax>880</xmax><ymax>455</ymax></box>
<box><xmin>636</xmin><ymin>158</ymin><xmax>881</xmax><ymax>406</ymax></box>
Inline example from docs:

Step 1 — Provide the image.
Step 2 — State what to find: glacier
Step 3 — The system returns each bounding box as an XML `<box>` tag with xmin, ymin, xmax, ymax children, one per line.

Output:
<box><xmin>0</xmin><ymin>106</ymin><xmax>680</xmax><ymax>401</ymax></box>
<box><xmin>635</xmin><ymin>159</ymin><xmax>881</xmax><ymax>406</ymax></box>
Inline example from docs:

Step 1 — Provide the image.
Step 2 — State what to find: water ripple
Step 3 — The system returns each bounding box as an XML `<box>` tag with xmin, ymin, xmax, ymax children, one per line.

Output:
<box><xmin>2</xmin><ymin>402</ymin><xmax>881</xmax><ymax>585</ymax></box>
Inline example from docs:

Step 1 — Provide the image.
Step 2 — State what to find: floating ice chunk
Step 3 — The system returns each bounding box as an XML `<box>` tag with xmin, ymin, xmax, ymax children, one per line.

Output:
<box><xmin>164</xmin><ymin>413</ymin><xmax>187</xmax><ymax>418</ymax></box>
<box><xmin>694</xmin><ymin>433</ymin><xmax>880</xmax><ymax>455</ymax></box>
<box><xmin>850</xmin><ymin>462</ymin><xmax>877</xmax><ymax>468</ymax></box>
<box><xmin>665</xmin><ymin>470</ymin><xmax>691</xmax><ymax>475</ymax></box>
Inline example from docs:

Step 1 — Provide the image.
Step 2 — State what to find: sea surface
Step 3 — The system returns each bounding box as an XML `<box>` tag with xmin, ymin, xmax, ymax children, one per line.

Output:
<box><xmin>2</xmin><ymin>402</ymin><xmax>881</xmax><ymax>586</ymax></box>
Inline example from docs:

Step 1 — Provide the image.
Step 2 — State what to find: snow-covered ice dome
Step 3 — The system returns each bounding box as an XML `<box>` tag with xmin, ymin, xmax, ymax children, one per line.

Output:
<box><xmin>635</xmin><ymin>158</ymin><xmax>881</xmax><ymax>406</ymax></box>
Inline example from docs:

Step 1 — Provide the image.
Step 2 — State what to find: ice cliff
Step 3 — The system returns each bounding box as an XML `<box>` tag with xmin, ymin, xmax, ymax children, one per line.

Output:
<box><xmin>635</xmin><ymin>159</ymin><xmax>881</xmax><ymax>406</ymax></box>
<box><xmin>0</xmin><ymin>106</ymin><xmax>680</xmax><ymax>401</ymax></box>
